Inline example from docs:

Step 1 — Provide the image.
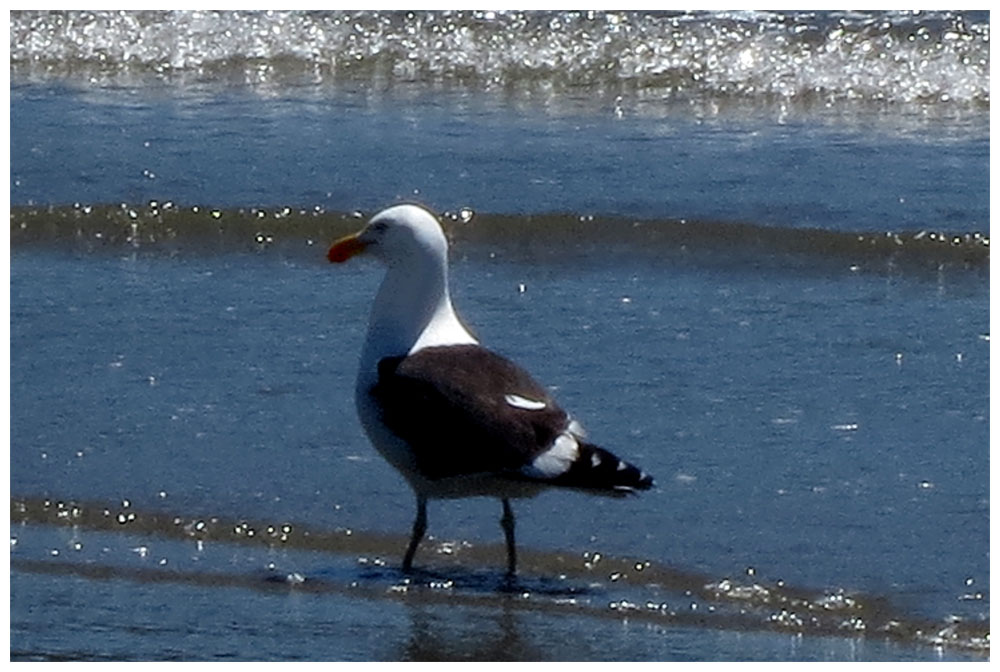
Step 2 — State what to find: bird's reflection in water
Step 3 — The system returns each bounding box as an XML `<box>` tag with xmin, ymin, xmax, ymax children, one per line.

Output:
<box><xmin>400</xmin><ymin>598</ymin><xmax>544</xmax><ymax>662</ymax></box>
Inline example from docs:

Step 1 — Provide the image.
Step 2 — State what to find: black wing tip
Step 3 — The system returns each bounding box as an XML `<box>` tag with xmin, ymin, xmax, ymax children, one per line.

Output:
<box><xmin>544</xmin><ymin>443</ymin><xmax>654</xmax><ymax>495</ymax></box>
<box><xmin>612</xmin><ymin>473</ymin><xmax>655</xmax><ymax>494</ymax></box>
<box><xmin>631</xmin><ymin>473</ymin><xmax>656</xmax><ymax>490</ymax></box>
<box><xmin>511</xmin><ymin>467</ymin><xmax>654</xmax><ymax>498</ymax></box>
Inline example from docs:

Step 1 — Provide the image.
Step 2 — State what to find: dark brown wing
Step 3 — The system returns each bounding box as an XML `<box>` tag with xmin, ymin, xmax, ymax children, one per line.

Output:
<box><xmin>370</xmin><ymin>344</ymin><xmax>570</xmax><ymax>480</ymax></box>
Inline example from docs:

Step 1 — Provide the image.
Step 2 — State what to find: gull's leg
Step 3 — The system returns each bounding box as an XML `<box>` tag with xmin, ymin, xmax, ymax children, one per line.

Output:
<box><xmin>500</xmin><ymin>498</ymin><xmax>517</xmax><ymax>577</ymax></box>
<box><xmin>402</xmin><ymin>494</ymin><xmax>428</xmax><ymax>572</ymax></box>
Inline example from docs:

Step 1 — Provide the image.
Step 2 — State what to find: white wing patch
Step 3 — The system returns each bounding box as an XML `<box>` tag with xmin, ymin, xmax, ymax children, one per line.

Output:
<box><xmin>524</xmin><ymin>431</ymin><xmax>579</xmax><ymax>479</ymax></box>
<box><xmin>504</xmin><ymin>393</ymin><xmax>547</xmax><ymax>411</ymax></box>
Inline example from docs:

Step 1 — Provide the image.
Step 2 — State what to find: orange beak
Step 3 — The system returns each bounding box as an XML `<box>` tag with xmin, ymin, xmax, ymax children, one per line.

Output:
<box><xmin>327</xmin><ymin>232</ymin><xmax>368</xmax><ymax>263</ymax></box>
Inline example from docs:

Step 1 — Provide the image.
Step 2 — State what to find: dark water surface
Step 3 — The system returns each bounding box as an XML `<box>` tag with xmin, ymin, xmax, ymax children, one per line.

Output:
<box><xmin>11</xmin><ymin>80</ymin><xmax>990</xmax><ymax>235</ymax></box>
<box><xmin>10</xmin><ymin>9</ymin><xmax>989</xmax><ymax>661</ymax></box>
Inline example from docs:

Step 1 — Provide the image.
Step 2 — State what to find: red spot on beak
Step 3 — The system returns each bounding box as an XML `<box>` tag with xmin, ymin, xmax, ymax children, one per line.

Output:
<box><xmin>327</xmin><ymin>233</ymin><xmax>367</xmax><ymax>263</ymax></box>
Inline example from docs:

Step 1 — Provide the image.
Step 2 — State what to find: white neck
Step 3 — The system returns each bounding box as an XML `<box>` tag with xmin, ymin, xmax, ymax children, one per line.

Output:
<box><xmin>358</xmin><ymin>255</ymin><xmax>477</xmax><ymax>385</ymax></box>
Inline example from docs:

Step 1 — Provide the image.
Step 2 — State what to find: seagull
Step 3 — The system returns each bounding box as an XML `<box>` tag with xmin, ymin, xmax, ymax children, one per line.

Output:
<box><xmin>327</xmin><ymin>204</ymin><xmax>653</xmax><ymax>577</ymax></box>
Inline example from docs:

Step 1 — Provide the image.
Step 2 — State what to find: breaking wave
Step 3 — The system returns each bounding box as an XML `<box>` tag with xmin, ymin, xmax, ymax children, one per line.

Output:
<box><xmin>10</xmin><ymin>10</ymin><xmax>989</xmax><ymax>107</ymax></box>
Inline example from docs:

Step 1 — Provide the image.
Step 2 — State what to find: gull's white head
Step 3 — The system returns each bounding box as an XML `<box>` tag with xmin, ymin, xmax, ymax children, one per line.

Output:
<box><xmin>328</xmin><ymin>203</ymin><xmax>476</xmax><ymax>359</ymax></box>
<box><xmin>328</xmin><ymin>204</ymin><xmax>448</xmax><ymax>268</ymax></box>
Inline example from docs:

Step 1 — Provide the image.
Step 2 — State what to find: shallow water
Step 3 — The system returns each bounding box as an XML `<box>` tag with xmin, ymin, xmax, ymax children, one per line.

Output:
<box><xmin>9</xmin><ymin>9</ymin><xmax>989</xmax><ymax>662</ymax></box>
<box><xmin>10</xmin><ymin>241</ymin><xmax>988</xmax><ymax>659</ymax></box>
